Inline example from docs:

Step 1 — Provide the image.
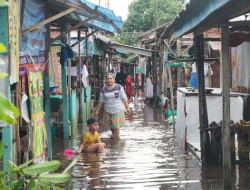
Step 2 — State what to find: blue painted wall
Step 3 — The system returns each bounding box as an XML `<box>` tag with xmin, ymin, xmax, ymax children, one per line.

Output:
<box><xmin>86</xmin><ymin>86</ymin><xmax>91</xmax><ymax>119</ymax></box>
<box><xmin>70</xmin><ymin>90</ymin><xmax>77</xmax><ymax>134</ymax></box>
<box><xmin>82</xmin><ymin>88</ymin><xmax>86</xmax><ymax>123</ymax></box>
<box><xmin>0</xmin><ymin>7</ymin><xmax>12</xmax><ymax>169</ymax></box>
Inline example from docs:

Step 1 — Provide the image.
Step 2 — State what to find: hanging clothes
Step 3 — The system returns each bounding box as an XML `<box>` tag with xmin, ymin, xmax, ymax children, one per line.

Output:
<box><xmin>59</xmin><ymin>43</ymin><xmax>74</xmax><ymax>68</ymax></box>
<box><xmin>146</xmin><ymin>77</ymin><xmax>153</xmax><ymax>98</ymax></box>
<box><xmin>135</xmin><ymin>72</ymin><xmax>145</xmax><ymax>88</ymax></box>
<box><xmin>81</xmin><ymin>65</ymin><xmax>89</xmax><ymax>88</ymax></box>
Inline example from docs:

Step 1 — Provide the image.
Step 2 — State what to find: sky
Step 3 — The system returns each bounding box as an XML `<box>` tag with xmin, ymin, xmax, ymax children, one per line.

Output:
<box><xmin>86</xmin><ymin>0</ymin><xmax>134</xmax><ymax>21</ymax></box>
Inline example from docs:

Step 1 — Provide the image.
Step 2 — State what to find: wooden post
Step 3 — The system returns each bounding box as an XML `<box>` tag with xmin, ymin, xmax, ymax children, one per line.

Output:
<box><xmin>164</xmin><ymin>43</ymin><xmax>168</xmax><ymax>97</ymax></box>
<box><xmin>78</xmin><ymin>30</ymin><xmax>82</xmax><ymax>123</ymax></box>
<box><xmin>44</xmin><ymin>3</ymin><xmax>52</xmax><ymax>159</ymax></box>
<box><xmin>15</xmin><ymin>82</ymin><xmax>21</xmax><ymax>166</ymax></box>
<box><xmin>177</xmin><ymin>38</ymin><xmax>183</xmax><ymax>88</ymax></box>
<box><xmin>208</xmin><ymin>64</ymin><xmax>211</xmax><ymax>87</ymax></box>
<box><xmin>194</xmin><ymin>34</ymin><xmax>210</xmax><ymax>165</ymax></box>
<box><xmin>107</xmin><ymin>53</ymin><xmax>110</xmax><ymax>72</ymax></box>
<box><xmin>165</xmin><ymin>44</ymin><xmax>175</xmax><ymax>129</ymax></box>
<box><xmin>60</xmin><ymin>17</ymin><xmax>69</xmax><ymax>139</ymax></box>
<box><xmin>210</xmin><ymin>122</ymin><xmax>218</xmax><ymax>161</ymax></box>
<box><xmin>247</xmin><ymin>77</ymin><xmax>250</xmax><ymax>121</ymax></box>
<box><xmin>68</xmin><ymin>23</ymin><xmax>71</xmax><ymax>96</ymax></box>
<box><xmin>159</xmin><ymin>41</ymin><xmax>163</xmax><ymax>94</ymax></box>
<box><xmin>103</xmin><ymin>55</ymin><xmax>106</xmax><ymax>83</ymax></box>
<box><xmin>230</xmin><ymin>131</ymin><xmax>235</xmax><ymax>161</ymax></box>
<box><xmin>221</xmin><ymin>27</ymin><xmax>231</xmax><ymax>190</ymax></box>
<box><xmin>86</xmin><ymin>30</ymin><xmax>88</xmax><ymax>71</ymax></box>
<box><xmin>154</xmin><ymin>0</ymin><xmax>158</xmax><ymax>106</ymax></box>
<box><xmin>93</xmin><ymin>55</ymin><xmax>96</xmax><ymax>101</ymax></box>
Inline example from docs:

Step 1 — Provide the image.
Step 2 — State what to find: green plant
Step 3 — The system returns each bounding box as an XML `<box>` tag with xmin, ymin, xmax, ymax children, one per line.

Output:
<box><xmin>0</xmin><ymin>139</ymin><xmax>77</xmax><ymax>189</ymax></box>
<box><xmin>0</xmin><ymin>0</ymin><xmax>9</xmax><ymax>7</ymax></box>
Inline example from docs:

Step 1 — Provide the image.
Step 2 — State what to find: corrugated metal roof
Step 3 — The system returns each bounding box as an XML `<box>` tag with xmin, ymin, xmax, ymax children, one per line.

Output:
<box><xmin>96</xmin><ymin>35</ymin><xmax>156</xmax><ymax>57</ymax></box>
<box><xmin>160</xmin><ymin>0</ymin><xmax>250</xmax><ymax>41</ymax></box>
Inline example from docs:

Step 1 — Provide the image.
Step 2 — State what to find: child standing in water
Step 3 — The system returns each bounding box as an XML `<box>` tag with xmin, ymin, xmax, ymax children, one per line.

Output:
<box><xmin>76</xmin><ymin>118</ymin><xmax>106</xmax><ymax>153</ymax></box>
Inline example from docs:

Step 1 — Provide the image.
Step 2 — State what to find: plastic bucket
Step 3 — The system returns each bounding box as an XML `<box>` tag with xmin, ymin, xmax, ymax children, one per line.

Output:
<box><xmin>189</xmin><ymin>72</ymin><xmax>198</xmax><ymax>89</ymax></box>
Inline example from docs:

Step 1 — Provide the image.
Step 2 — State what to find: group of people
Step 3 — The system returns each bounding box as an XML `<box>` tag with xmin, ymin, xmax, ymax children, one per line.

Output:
<box><xmin>76</xmin><ymin>66</ymin><xmax>137</xmax><ymax>154</ymax></box>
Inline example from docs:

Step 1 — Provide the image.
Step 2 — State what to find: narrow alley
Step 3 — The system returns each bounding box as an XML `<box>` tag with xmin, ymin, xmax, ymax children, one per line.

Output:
<box><xmin>52</xmin><ymin>95</ymin><xmax>249</xmax><ymax>190</ymax></box>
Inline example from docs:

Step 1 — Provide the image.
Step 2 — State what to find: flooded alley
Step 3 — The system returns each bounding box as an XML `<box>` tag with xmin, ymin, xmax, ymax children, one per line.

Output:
<box><xmin>52</xmin><ymin>97</ymin><xmax>250</xmax><ymax>190</ymax></box>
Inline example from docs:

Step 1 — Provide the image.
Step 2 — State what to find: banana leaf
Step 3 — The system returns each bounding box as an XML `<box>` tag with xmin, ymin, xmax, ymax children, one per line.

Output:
<box><xmin>22</xmin><ymin>160</ymin><xmax>61</xmax><ymax>175</ymax></box>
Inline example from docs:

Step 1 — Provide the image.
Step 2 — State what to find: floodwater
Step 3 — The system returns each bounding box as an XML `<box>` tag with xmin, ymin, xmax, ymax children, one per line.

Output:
<box><xmin>52</xmin><ymin>94</ymin><xmax>250</xmax><ymax>190</ymax></box>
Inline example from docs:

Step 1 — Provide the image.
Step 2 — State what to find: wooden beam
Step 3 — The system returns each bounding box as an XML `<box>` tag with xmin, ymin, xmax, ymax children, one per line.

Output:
<box><xmin>71</xmin><ymin>30</ymin><xmax>96</xmax><ymax>47</ymax></box>
<box><xmin>221</xmin><ymin>27</ymin><xmax>231</xmax><ymax>190</ymax></box>
<box><xmin>20</xmin><ymin>0</ymin><xmax>26</xmax><ymax>32</ymax></box>
<box><xmin>75</xmin><ymin>13</ymin><xmax>82</xmax><ymax>22</ymax></box>
<box><xmin>74</xmin><ymin>0</ymin><xmax>100</xmax><ymax>17</ymax></box>
<box><xmin>164</xmin><ymin>40</ymin><xmax>178</xmax><ymax>57</ymax></box>
<box><xmin>22</xmin><ymin>7</ymin><xmax>77</xmax><ymax>35</ymax></box>
<box><xmin>100</xmin><ymin>13</ymin><xmax>122</xmax><ymax>33</ymax></box>
<box><xmin>50</xmin><ymin>18</ymin><xmax>92</xmax><ymax>43</ymax></box>
<box><xmin>204</xmin><ymin>21</ymin><xmax>250</xmax><ymax>28</ymax></box>
<box><xmin>30</xmin><ymin>29</ymin><xmax>47</xmax><ymax>32</ymax></box>
<box><xmin>203</xmin><ymin>38</ymin><xmax>221</xmax><ymax>41</ymax></box>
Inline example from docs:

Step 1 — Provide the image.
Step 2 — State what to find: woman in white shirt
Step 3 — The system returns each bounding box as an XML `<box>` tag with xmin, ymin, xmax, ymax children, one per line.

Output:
<box><xmin>95</xmin><ymin>73</ymin><xmax>131</xmax><ymax>137</ymax></box>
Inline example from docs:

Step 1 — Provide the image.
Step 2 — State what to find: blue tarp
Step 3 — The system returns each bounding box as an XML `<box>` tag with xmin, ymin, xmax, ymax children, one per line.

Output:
<box><xmin>116</xmin><ymin>49</ymin><xmax>126</xmax><ymax>55</ymax></box>
<box><xmin>66</xmin><ymin>0</ymin><xmax>123</xmax><ymax>34</ymax></box>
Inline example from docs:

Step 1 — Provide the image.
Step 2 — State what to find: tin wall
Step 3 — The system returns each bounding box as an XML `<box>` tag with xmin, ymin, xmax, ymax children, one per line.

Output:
<box><xmin>231</xmin><ymin>42</ymin><xmax>250</xmax><ymax>87</ymax></box>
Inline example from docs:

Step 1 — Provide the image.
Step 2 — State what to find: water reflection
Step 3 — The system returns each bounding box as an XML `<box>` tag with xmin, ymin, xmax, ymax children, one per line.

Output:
<box><xmin>52</xmin><ymin>98</ymin><xmax>250</xmax><ymax>190</ymax></box>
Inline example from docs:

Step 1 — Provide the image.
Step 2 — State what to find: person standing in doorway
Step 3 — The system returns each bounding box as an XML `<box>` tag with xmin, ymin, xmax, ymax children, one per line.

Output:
<box><xmin>115</xmin><ymin>66</ymin><xmax>127</xmax><ymax>89</ymax></box>
<box><xmin>95</xmin><ymin>73</ymin><xmax>130</xmax><ymax>137</ymax></box>
<box><xmin>125</xmin><ymin>72</ymin><xmax>133</xmax><ymax>104</ymax></box>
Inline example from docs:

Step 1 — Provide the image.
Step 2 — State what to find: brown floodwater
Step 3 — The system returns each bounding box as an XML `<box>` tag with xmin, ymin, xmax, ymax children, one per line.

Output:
<box><xmin>52</xmin><ymin>95</ymin><xmax>250</xmax><ymax>190</ymax></box>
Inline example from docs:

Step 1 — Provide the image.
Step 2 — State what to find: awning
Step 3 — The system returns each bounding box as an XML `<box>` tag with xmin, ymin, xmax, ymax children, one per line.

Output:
<box><xmin>114</xmin><ymin>61</ymin><xmax>138</xmax><ymax>67</ymax></box>
<box><xmin>161</xmin><ymin>0</ymin><xmax>250</xmax><ymax>42</ymax></box>
<box><xmin>21</xmin><ymin>0</ymin><xmax>123</xmax><ymax>37</ymax></box>
<box><xmin>96</xmin><ymin>35</ymin><xmax>155</xmax><ymax>57</ymax></box>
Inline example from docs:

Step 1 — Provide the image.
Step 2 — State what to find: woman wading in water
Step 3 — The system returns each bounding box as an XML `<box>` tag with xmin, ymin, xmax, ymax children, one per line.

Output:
<box><xmin>95</xmin><ymin>73</ymin><xmax>131</xmax><ymax>137</ymax></box>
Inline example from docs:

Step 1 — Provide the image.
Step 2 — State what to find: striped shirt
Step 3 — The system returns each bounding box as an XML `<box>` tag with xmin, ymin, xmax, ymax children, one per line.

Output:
<box><xmin>99</xmin><ymin>84</ymin><xmax>126</xmax><ymax>114</ymax></box>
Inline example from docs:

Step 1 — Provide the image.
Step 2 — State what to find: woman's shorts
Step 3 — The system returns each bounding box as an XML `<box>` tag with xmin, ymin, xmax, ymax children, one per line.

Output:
<box><xmin>103</xmin><ymin>110</ymin><xmax>125</xmax><ymax>129</ymax></box>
